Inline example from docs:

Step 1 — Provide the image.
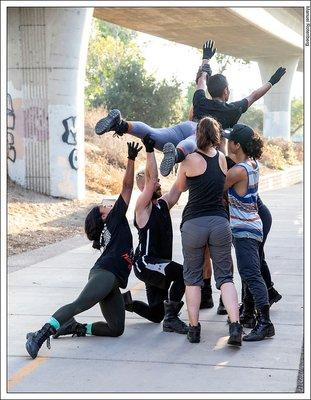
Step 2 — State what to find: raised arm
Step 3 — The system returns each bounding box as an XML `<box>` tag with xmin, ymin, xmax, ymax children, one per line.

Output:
<box><xmin>245</xmin><ymin>67</ymin><xmax>286</xmax><ymax>108</ymax></box>
<box><xmin>135</xmin><ymin>136</ymin><xmax>158</xmax><ymax>211</ymax></box>
<box><xmin>196</xmin><ymin>40</ymin><xmax>216</xmax><ymax>91</ymax></box>
<box><xmin>121</xmin><ymin>142</ymin><xmax>142</xmax><ymax>205</ymax></box>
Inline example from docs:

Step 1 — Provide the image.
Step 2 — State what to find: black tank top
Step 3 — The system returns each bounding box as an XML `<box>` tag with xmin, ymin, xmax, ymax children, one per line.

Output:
<box><xmin>181</xmin><ymin>151</ymin><xmax>228</xmax><ymax>226</ymax></box>
<box><xmin>134</xmin><ymin>199</ymin><xmax>173</xmax><ymax>260</ymax></box>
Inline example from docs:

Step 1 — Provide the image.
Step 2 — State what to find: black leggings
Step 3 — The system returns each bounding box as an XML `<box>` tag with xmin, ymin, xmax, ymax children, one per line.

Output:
<box><xmin>52</xmin><ymin>268</ymin><xmax>125</xmax><ymax>337</ymax></box>
<box><xmin>132</xmin><ymin>260</ymin><xmax>185</xmax><ymax>323</ymax></box>
<box><xmin>243</xmin><ymin>198</ymin><xmax>273</xmax><ymax>304</ymax></box>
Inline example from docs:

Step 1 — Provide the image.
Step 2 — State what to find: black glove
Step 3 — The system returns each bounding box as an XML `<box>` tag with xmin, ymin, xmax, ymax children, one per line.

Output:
<box><xmin>268</xmin><ymin>67</ymin><xmax>286</xmax><ymax>85</ymax></box>
<box><xmin>201</xmin><ymin>63</ymin><xmax>212</xmax><ymax>76</ymax></box>
<box><xmin>202</xmin><ymin>40</ymin><xmax>216</xmax><ymax>60</ymax></box>
<box><xmin>127</xmin><ymin>142</ymin><xmax>142</xmax><ymax>160</ymax></box>
<box><xmin>142</xmin><ymin>135</ymin><xmax>155</xmax><ymax>153</ymax></box>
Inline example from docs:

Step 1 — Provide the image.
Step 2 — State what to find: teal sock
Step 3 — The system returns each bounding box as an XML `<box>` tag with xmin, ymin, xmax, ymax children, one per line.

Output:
<box><xmin>47</xmin><ymin>317</ymin><xmax>60</xmax><ymax>330</ymax></box>
<box><xmin>86</xmin><ymin>323</ymin><xmax>93</xmax><ymax>335</ymax></box>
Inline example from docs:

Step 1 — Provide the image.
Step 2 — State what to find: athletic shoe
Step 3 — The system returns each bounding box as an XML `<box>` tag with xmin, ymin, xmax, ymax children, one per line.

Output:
<box><xmin>227</xmin><ymin>322</ymin><xmax>243</xmax><ymax>346</ymax></box>
<box><xmin>53</xmin><ymin>318</ymin><xmax>87</xmax><ymax>339</ymax></box>
<box><xmin>160</xmin><ymin>143</ymin><xmax>177</xmax><ymax>177</ymax></box>
<box><xmin>26</xmin><ymin>323</ymin><xmax>56</xmax><ymax>359</ymax></box>
<box><xmin>95</xmin><ymin>109</ymin><xmax>121</xmax><ymax>135</ymax></box>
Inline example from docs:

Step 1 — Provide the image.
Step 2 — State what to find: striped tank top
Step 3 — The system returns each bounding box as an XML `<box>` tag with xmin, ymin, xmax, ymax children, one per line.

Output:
<box><xmin>228</xmin><ymin>160</ymin><xmax>263</xmax><ymax>242</ymax></box>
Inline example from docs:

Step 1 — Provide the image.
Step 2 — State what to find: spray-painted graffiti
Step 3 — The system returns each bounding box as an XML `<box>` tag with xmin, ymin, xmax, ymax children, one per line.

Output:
<box><xmin>62</xmin><ymin>116</ymin><xmax>78</xmax><ymax>170</ymax></box>
<box><xmin>7</xmin><ymin>94</ymin><xmax>16</xmax><ymax>162</ymax></box>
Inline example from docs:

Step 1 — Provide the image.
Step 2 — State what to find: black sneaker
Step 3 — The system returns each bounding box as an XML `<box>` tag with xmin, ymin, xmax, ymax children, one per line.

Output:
<box><xmin>95</xmin><ymin>109</ymin><xmax>121</xmax><ymax>135</ymax></box>
<box><xmin>187</xmin><ymin>323</ymin><xmax>201</xmax><ymax>343</ymax></box>
<box><xmin>53</xmin><ymin>318</ymin><xmax>87</xmax><ymax>339</ymax></box>
<box><xmin>26</xmin><ymin>323</ymin><xmax>56</xmax><ymax>359</ymax></box>
<box><xmin>217</xmin><ymin>296</ymin><xmax>227</xmax><ymax>315</ymax></box>
<box><xmin>268</xmin><ymin>287</ymin><xmax>282</xmax><ymax>307</ymax></box>
<box><xmin>160</xmin><ymin>143</ymin><xmax>177</xmax><ymax>177</ymax></box>
<box><xmin>227</xmin><ymin>322</ymin><xmax>243</xmax><ymax>346</ymax></box>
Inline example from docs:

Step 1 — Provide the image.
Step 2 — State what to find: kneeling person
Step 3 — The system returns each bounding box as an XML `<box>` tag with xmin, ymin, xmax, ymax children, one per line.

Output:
<box><xmin>124</xmin><ymin>136</ymin><xmax>188</xmax><ymax>334</ymax></box>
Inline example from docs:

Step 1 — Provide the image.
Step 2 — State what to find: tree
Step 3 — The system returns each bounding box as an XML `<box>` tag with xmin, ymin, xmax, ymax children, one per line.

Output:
<box><xmin>85</xmin><ymin>19</ymin><xmax>183</xmax><ymax>126</ymax></box>
<box><xmin>290</xmin><ymin>97</ymin><xmax>303</xmax><ymax>135</ymax></box>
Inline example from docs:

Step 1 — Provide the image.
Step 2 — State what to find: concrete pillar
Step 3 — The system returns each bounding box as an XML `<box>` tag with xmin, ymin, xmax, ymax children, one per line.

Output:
<box><xmin>7</xmin><ymin>7</ymin><xmax>93</xmax><ymax>199</ymax></box>
<box><xmin>256</xmin><ymin>56</ymin><xmax>299</xmax><ymax>141</ymax></box>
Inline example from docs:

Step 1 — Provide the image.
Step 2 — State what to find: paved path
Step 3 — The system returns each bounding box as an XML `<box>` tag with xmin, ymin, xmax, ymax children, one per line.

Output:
<box><xmin>7</xmin><ymin>183</ymin><xmax>303</xmax><ymax>393</ymax></box>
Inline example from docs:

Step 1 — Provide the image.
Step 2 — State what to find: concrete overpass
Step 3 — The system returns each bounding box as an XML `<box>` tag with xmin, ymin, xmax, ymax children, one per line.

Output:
<box><xmin>7</xmin><ymin>7</ymin><xmax>304</xmax><ymax>199</ymax></box>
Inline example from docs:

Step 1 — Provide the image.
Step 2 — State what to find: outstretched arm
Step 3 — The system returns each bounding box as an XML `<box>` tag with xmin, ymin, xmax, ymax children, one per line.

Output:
<box><xmin>121</xmin><ymin>142</ymin><xmax>142</xmax><ymax>205</ymax></box>
<box><xmin>245</xmin><ymin>67</ymin><xmax>286</xmax><ymax>108</ymax></box>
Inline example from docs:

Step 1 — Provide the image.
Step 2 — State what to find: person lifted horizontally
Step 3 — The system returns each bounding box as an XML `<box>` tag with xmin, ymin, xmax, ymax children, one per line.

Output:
<box><xmin>123</xmin><ymin>135</ymin><xmax>188</xmax><ymax>334</ymax></box>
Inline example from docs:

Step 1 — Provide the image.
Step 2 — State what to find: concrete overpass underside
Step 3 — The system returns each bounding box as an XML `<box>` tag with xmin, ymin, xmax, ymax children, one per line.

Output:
<box><xmin>94</xmin><ymin>7</ymin><xmax>303</xmax><ymax>70</ymax></box>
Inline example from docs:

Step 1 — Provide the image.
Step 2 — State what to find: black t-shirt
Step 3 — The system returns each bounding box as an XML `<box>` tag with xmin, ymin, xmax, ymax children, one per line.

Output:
<box><xmin>192</xmin><ymin>89</ymin><xmax>248</xmax><ymax>128</ymax></box>
<box><xmin>134</xmin><ymin>199</ymin><xmax>173</xmax><ymax>261</ymax></box>
<box><xmin>92</xmin><ymin>195</ymin><xmax>134</xmax><ymax>289</ymax></box>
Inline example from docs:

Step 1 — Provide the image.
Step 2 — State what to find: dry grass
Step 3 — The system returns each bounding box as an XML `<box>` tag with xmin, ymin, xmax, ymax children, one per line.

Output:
<box><xmin>261</xmin><ymin>138</ymin><xmax>303</xmax><ymax>170</ymax></box>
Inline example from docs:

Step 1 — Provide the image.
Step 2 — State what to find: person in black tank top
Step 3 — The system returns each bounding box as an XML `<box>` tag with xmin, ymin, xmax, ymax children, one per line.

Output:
<box><xmin>122</xmin><ymin>135</ymin><xmax>188</xmax><ymax>335</ymax></box>
<box><xmin>175</xmin><ymin>117</ymin><xmax>243</xmax><ymax>346</ymax></box>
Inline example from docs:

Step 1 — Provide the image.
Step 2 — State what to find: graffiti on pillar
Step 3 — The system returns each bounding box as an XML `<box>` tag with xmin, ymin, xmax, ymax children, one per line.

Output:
<box><xmin>68</xmin><ymin>148</ymin><xmax>78</xmax><ymax>170</ymax></box>
<box><xmin>62</xmin><ymin>116</ymin><xmax>78</xmax><ymax>170</ymax></box>
<box><xmin>7</xmin><ymin>94</ymin><xmax>16</xmax><ymax>163</ymax></box>
<box><xmin>62</xmin><ymin>116</ymin><xmax>77</xmax><ymax>145</ymax></box>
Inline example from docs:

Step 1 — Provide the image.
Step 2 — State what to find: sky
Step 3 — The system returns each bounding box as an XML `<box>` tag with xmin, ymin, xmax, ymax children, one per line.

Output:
<box><xmin>136</xmin><ymin>32</ymin><xmax>303</xmax><ymax>103</ymax></box>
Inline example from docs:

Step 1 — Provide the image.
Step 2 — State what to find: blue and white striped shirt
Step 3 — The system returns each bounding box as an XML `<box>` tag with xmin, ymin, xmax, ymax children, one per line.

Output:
<box><xmin>228</xmin><ymin>161</ymin><xmax>263</xmax><ymax>242</ymax></box>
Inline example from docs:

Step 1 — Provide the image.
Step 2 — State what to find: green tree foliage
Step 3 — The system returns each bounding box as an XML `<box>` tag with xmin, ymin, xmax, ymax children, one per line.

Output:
<box><xmin>290</xmin><ymin>97</ymin><xmax>303</xmax><ymax>135</ymax></box>
<box><xmin>85</xmin><ymin>19</ymin><xmax>183</xmax><ymax>126</ymax></box>
<box><xmin>181</xmin><ymin>81</ymin><xmax>197</xmax><ymax>120</ymax></box>
<box><xmin>239</xmin><ymin>107</ymin><xmax>264</xmax><ymax>132</ymax></box>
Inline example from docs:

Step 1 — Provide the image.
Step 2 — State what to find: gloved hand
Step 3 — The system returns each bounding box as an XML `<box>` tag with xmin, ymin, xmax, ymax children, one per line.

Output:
<box><xmin>268</xmin><ymin>67</ymin><xmax>286</xmax><ymax>85</ymax></box>
<box><xmin>202</xmin><ymin>40</ymin><xmax>216</xmax><ymax>60</ymax></box>
<box><xmin>142</xmin><ymin>135</ymin><xmax>155</xmax><ymax>153</ymax></box>
<box><xmin>127</xmin><ymin>142</ymin><xmax>143</xmax><ymax>160</ymax></box>
<box><xmin>201</xmin><ymin>63</ymin><xmax>212</xmax><ymax>76</ymax></box>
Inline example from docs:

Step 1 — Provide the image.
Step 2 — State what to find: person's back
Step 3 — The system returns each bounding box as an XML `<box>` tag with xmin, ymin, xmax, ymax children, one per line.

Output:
<box><xmin>182</xmin><ymin>150</ymin><xmax>228</xmax><ymax>226</ymax></box>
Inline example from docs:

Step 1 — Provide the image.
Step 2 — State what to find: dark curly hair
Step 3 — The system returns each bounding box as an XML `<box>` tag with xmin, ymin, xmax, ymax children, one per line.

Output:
<box><xmin>84</xmin><ymin>206</ymin><xmax>104</xmax><ymax>250</ymax></box>
<box><xmin>196</xmin><ymin>116</ymin><xmax>221</xmax><ymax>150</ymax></box>
<box><xmin>239</xmin><ymin>131</ymin><xmax>264</xmax><ymax>160</ymax></box>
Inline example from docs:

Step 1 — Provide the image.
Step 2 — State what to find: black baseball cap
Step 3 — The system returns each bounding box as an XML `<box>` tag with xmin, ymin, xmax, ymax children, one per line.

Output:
<box><xmin>222</xmin><ymin>124</ymin><xmax>254</xmax><ymax>145</ymax></box>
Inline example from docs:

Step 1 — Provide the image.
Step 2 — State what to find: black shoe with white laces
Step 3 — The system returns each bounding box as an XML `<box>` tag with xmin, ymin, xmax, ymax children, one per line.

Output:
<box><xmin>95</xmin><ymin>109</ymin><xmax>121</xmax><ymax>135</ymax></box>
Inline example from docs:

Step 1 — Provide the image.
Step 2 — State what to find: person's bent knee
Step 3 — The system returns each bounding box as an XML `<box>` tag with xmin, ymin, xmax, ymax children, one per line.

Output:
<box><xmin>110</xmin><ymin>324</ymin><xmax>125</xmax><ymax>337</ymax></box>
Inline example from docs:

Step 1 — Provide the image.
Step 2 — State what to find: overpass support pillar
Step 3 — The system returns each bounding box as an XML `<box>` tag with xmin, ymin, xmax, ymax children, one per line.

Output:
<box><xmin>257</xmin><ymin>56</ymin><xmax>299</xmax><ymax>141</ymax></box>
<box><xmin>7</xmin><ymin>8</ymin><xmax>93</xmax><ymax>199</ymax></box>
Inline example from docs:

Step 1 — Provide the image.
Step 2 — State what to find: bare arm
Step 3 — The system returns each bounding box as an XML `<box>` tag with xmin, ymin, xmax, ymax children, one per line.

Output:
<box><xmin>135</xmin><ymin>151</ymin><xmax>158</xmax><ymax>211</ymax></box>
<box><xmin>121</xmin><ymin>142</ymin><xmax>142</xmax><ymax>205</ymax></box>
<box><xmin>245</xmin><ymin>82</ymin><xmax>272</xmax><ymax>108</ymax></box>
<box><xmin>245</xmin><ymin>66</ymin><xmax>286</xmax><ymax>108</ymax></box>
<box><xmin>224</xmin><ymin>165</ymin><xmax>244</xmax><ymax>191</ymax></box>
<box><xmin>161</xmin><ymin>182</ymin><xmax>183</xmax><ymax>210</ymax></box>
<box><xmin>188</xmin><ymin>105</ymin><xmax>194</xmax><ymax>121</ymax></box>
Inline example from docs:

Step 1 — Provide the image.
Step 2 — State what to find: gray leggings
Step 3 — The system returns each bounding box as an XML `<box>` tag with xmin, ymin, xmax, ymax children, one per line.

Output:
<box><xmin>129</xmin><ymin>120</ymin><xmax>198</xmax><ymax>153</ymax></box>
<box><xmin>181</xmin><ymin>216</ymin><xmax>233</xmax><ymax>289</ymax></box>
<box><xmin>52</xmin><ymin>268</ymin><xmax>125</xmax><ymax>337</ymax></box>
